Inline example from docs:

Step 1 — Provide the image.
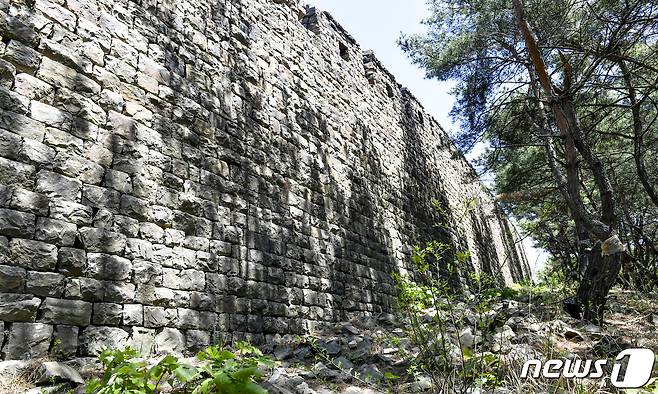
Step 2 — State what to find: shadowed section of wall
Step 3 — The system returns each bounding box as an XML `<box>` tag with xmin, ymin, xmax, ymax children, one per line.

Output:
<box><xmin>0</xmin><ymin>0</ymin><xmax>529</xmax><ymax>359</ymax></box>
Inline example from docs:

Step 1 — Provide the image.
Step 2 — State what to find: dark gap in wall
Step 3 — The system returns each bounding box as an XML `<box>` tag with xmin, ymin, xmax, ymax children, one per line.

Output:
<box><xmin>339</xmin><ymin>42</ymin><xmax>349</xmax><ymax>61</ymax></box>
<box><xmin>386</xmin><ymin>84</ymin><xmax>394</xmax><ymax>98</ymax></box>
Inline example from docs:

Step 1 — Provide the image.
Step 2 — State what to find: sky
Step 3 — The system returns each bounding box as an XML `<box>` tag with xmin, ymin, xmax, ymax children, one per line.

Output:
<box><xmin>309</xmin><ymin>0</ymin><xmax>548</xmax><ymax>277</ymax></box>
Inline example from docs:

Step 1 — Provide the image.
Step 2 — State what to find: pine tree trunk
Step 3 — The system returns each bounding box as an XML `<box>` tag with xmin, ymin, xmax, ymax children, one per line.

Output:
<box><xmin>576</xmin><ymin>243</ymin><xmax>623</xmax><ymax>324</ymax></box>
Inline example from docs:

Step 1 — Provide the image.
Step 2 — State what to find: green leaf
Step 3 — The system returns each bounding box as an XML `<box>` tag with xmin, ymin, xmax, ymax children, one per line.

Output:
<box><xmin>383</xmin><ymin>372</ymin><xmax>400</xmax><ymax>380</ymax></box>
<box><xmin>173</xmin><ymin>364</ymin><xmax>199</xmax><ymax>383</ymax></box>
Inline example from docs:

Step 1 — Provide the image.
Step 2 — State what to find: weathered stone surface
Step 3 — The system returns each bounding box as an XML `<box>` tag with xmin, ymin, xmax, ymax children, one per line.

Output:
<box><xmin>3</xmin><ymin>40</ymin><xmax>41</xmax><ymax>73</ymax></box>
<box><xmin>80</xmin><ymin>326</ymin><xmax>129</xmax><ymax>356</ymax></box>
<box><xmin>125</xmin><ymin>238</ymin><xmax>153</xmax><ymax>260</ymax></box>
<box><xmin>0</xmin><ymin>265</ymin><xmax>26</xmax><ymax>292</ymax></box>
<box><xmin>0</xmin><ymin>0</ymin><xmax>531</xmax><ymax>361</ymax></box>
<box><xmin>0</xmin><ymin>86</ymin><xmax>29</xmax><ymax>114</ymax></box>
<box><xmin>40</xmin><ymin>297</ymin><xmax>92</xmax><ymax>325</ymax></box>
<box><xmin>64</xmin><ymin>277</ymin><xmax>104</xmax><ymax>302</ymax></box>
<box><xmin>35</xmin><ymin>217</ymin><xmax>77</xmax><ymax>246</ymax></box>
<box><xmin>0</xmin><ymin>208</ymin><xmax>35</xmax><ymax>237</ymax></box>
<box><xmin>9</xmin><ymin>239</ymin><xmax>57</xmax><ymax>270</ymax></box>
<box><xmin>129</xmin><ymin>326</ymin><xmax>156</xmax><ymax>355</ymax></box>
<box><xmin>0</xmin><ymin>157</ymin><xmax>36</xmax><ymax>187</ymax></box>
<box><xmin>0</xmin><ymin>60</ymin><xmax>16</xmax><ymax>89</ymax></box>
<box><xmin>35</xmin><ymin>170</ymin><xmax>81</xmax><ymax>200</ymax></box>
<box><xmin>123</xmin><ymin>304</ymin><xmax>143</xmax><ymax>326</ymax></box>
<box><xmin>82</xmin><ymin>184</ymin><xmax>121</xmax><ymax>210</ymax></box>
<box><xmin>25</xmin><ymin>271</ymin><xmax>66</xmax><ymax>297</ymax></box>
<box><xmin>0</xmin><ymin>128</ymin><xmax>21</xmax><ymax>159</ymax></box>
<box><xmin>57</xmin><ymin>247</ymin><xmax>86</xmax><ymax>277</ymax></box>
<box><xmin>154</xmin><ymin>327</ymin><xmax>185</xmax><ymax>354</ymax></box>
<box><xmin>18</xmin><ymin>138</ymin><xmax>56</xmax><ymax>165</ymax></box>
<box><xmin>36</xmin><ymin>361</ymin><xmax>84</xmax><ymax>384</ymax></box>
<box><xmin>186</xmin><ymin>329</ymin><xmax>210</xmax><ymax>353</ymax></box>
<box><xmin>93</xmin><ymin>302</ymin><xmax>122</xmax><ymax>326</ymax></box>
<box><xmin>4</xmin><ymin>322</ymin><xmax>53</xmax><ymax>359</ymax></box>
<box><xmin>179</xmin><ymin>269</ymin><xmax>205</xmax><ymax>291</ymax></box>
<box><xmin>104</xmin><ymin>282</ymin><xmax>136</xmax><ymax>303</ymax></box>
<box><xmin>49</xmin><ymin>199</ymin><xmax>93</xmax><ymax>225</ymax></box>
<box><xmin>51</xmin><ymin>325</ymin><xmax>78</xmax><ymax>359</ymax></box>
<box><xmin>13</xmin><ymin>73</ymin><xmax>54</xmax><ymax>101</ymax></box>
<box><xmin>86</xmin><ymin>253</ymin><xmax>132</xmax><ymax>280</ymax></box>
<box><xmin>8</xmin><ymin>188</ymin><xmax>49</xmax><ymax>216</ymax></box>
<box><xmin>0</xmin><ymin>293</ymin><xmax>41</xmax><ymax>321</ymax></box>
<box><xmin>79</xmin><ymin>227</ymin><xmax>127</xmax><ymax>254</ymax></box>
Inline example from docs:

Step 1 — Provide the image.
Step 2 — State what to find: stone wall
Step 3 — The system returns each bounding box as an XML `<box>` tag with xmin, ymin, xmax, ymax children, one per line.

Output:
<box><xmin>0</xmin><ymin>0</ymin><xmax>530</xmax><ymax>359</ymax></box>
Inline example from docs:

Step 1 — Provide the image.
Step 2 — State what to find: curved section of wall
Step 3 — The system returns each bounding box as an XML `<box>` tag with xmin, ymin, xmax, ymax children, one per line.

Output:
<box><xmin>0</xmin><ymin>0</ymin><xmax>529</xmax><ymax>359</ymax></box>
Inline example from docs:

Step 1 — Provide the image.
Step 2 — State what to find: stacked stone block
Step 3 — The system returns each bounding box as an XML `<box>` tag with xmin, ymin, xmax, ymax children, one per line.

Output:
<box><xmin>0</xmin><ymin>0</ymin><xmax>529</xmax><ymax>359</ymax></box>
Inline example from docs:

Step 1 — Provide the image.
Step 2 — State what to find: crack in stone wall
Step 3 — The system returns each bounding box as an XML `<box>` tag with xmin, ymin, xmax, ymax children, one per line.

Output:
<box><xmin>0</xmin><ymin>0</ymin><xmax>530</xmax><ymax>359</ymax></box>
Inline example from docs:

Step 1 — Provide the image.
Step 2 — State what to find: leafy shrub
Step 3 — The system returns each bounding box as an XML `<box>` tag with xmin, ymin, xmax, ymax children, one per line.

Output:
<box><xmin>192</xmin><ymin>342</ymin><xmax>273</xmax><ymax>394</ymax></box>
<box><xmin>390</xmin><ymin>199</ymin><xmax>513</xmax><ymax>392</ymax></box>
<box><xmin>86</xmin><ymin>342</ymin><xmax>272</xmax><ymax>394</ymax></box>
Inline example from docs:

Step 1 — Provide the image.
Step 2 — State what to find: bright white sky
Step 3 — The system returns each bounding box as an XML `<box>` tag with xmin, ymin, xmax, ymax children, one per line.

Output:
<box><xmin>309</xmin><ymin>0</ymin><xmax>547</xmax><ymax>277</ymax></box>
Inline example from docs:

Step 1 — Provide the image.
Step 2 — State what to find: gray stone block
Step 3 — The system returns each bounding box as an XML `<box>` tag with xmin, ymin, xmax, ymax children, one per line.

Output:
<box><xmin>18</xmin><ymin>139</ymin><xmax>56</xmax><ymax>166</ymax></box>
<box><xmin>132</xmin><ymin>260</ymin><xmax>162</xmax><ymax>285</ymax></box>
<box><xmin>57</xmin><ymin>247</ymin><xmax>86</xmax><ymax>277</ymax></box>
<box><xmin>80</xmin><ymin>326</ymin><xmax>129</xmax><ymax>356</ymax></box>
<box><xmin>64</xmin><ymin>278</ymin><xmax>104</xmax><ymax>302</ymax></box>
<box><xmin>120</xmin><ymin>195</ymin><xmax>149</xmax><ymax>220</ymax></box>
<box><xmin>0</xmin><ymin>86</ymin><xmax>29</xmax><ymax>114</ymax></box>
<box><xmin>185</xmin><ymin>329</ymin><xmax>210</xmax><ymax>353</ymax></box>
<box><xmin>0</xmin><ymin>128</ymin><xmax>21</xmax><ymax>160</ymax></box>
<box><xmin>92</xmin><ymin>208</ymin><xmax>113</xmax><ymax>229</ymax></box>
<box><xmin>113</xmin><ymin>215</ymin><xmax>140</xmax><ymax>237</ymax></box>
<box><xmin>4</xmin><ymin>322</ymin><xmax>53</xmax><ymax>359</ymax></box>
<box><xmin>25</xmin><ymin>271</ymin><xmax>66</xmax><ymax>297</ymax></box>
<box><xmin>143</xmin><ymin>306</ymin><xmax>173</xmax><ymax>328</ymax></box>
<box><xmin>103</xmin><ymin>169</ymin><xmax>132</xmax><ymax>193</ymax></box>
<box><xmin>82</xmin><ymin>184</ymin><xmax>121</xmax><ymax>210</ymax></box>
<box><xmin>122</xmin><ymin>304</ymin><xmax>143</xmax><ymax>326</ymax></box>
<box><xmin>3</xmin><ymin>40</ymin><xmax>41</xmax><ymax>73</ymax></box>
<box><xmin>35</xmin><ymin>170</ymin><xmax>81</xmax><ymax>200</ymax></box>
<box><xmin>0</xmin><ymin>293</ymin><xmax>41</xmax><ymax>322</ymax></box>
<box><xmin>179</xmin><ymin>269</ymin><xmax>205</xmax><ymax>291</ymax></box>
<box><xmin>51</xmin><ymin>325</ymin><xmax>78</xmax><ymax>359</ymax></box>
<box><xmin>103</xmin><ymin>282</ymin><xmax>136</xmax><ymax>303</ymax></box>
<box><xmin>154</xmin><ymin>327</ymin><xmax>185</xmax><ymax>355</ymax></box>
<box><xmin>8</xmin><ymin>188</ymin><xmax>50</xmax><ymax>216</ymax></box>
<box><xmin>125</xmin><ymin>238</ymin><xmax>153</xmax><ymax>260</ymax></box>
<box><xmin>39</xmin><ymin>298</ymin><xmax>92</xmax><ymax>325</ymax></box>
<box><xmin>49</xmin><ymin>199</ymin><xmax>93</xmax><ymax>226</ymax></box>
<box><xmin>79</xmin><ymin>228</ymin><xmax>127</xmax><ymax>254</ymax></box>
<box><xmin>92</xmin><ymin>303</ymin><xmax>122</xmax><ymax>325</ymax></box>
<box><xmin>0</xmin><ymin>157</ymin><xmax>36</xmax><ymax>188</ymax></box>
<box><xmin>0</xmin><ymin>185</ymin><xmax>10</xmax><ymax>207</ymax></box>
<box><xmin>140</xmin><ymin>222</ymin><xmax>164</xmax><ymax>243</ymax></box>
<box><xmin>0</xmin><ymin>60</ymin><xmax>16</xmax><ymax>89</ymax></box>
<box><xmin>9</xmin><ymin>239</ymin><xmax>57</xmax><ymax>270</ymax></box>
<box><xmin>86</xmin><ymin>253</ymin><xmax>132</xmax><ymax>280</ymax></box>
<box><xmin>0</xmin><ymin>265</ymin><xmax>26</xmax><ymax>293</ymax></box>
<box><xmin>0</xmin><ymin>208</ymin><xmax>36</xmax><ymax>238</ymax></box>
<box><xmin>35</xmin><ymin>217</ymin><xmax>77</xmax><ymax>246</ymax></box>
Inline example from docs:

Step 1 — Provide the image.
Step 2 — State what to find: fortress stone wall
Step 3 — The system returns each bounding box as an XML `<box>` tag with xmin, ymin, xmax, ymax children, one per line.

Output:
<box><xmin>0</xmin><ymin>0</ymin><xmax>530</xmax><ymax>359</ymax></box>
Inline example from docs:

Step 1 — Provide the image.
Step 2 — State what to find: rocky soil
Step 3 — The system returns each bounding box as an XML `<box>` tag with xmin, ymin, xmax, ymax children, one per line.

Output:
<box><xmin>1</xmin><ymin>289</ymin><xmax>657</xmax><ymax>394</ymax></box>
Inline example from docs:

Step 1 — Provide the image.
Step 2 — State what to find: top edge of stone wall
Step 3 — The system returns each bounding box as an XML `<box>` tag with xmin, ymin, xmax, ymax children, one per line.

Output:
<box><xmin>297</xmin><ymin>1</ymin><xmax>485</xmax><ymax>189</ymax></box>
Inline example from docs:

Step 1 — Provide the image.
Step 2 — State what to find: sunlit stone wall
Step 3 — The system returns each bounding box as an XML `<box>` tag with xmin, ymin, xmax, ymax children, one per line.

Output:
<box><xmin>0</xmin><ymin>0</ymin><xmax>530</xmax><ymax>359</ymax></box>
